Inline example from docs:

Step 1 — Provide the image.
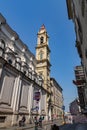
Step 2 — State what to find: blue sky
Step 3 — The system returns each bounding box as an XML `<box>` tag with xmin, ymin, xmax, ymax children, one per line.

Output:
<box><xmin>0</xmin><ymin>0</ymin><xmax>81</xmax><ymax>111</ymax></box>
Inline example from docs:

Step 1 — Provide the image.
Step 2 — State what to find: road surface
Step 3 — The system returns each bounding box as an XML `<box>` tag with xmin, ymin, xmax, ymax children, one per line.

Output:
<box><xmin>59</xmin><ymin>123</ymin><xmax>87</xmax><ymax>130</ymax></box>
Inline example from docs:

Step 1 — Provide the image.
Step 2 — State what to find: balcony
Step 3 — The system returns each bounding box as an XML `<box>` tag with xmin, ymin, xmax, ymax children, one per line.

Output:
<box><xmin>73</xmin><ymin>79</ymin><xmax>86</xmax><ymax>86</ymax></box>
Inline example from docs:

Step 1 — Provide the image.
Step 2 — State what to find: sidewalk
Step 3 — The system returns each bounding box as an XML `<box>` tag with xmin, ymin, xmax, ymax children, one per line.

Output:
<box><xmin>0</xmin><ymin>119</ymin><xmax>62</xmax><ymax>130</ymax></box>
<box><xmin>0</xmin><ymin>123</ymin><xmax>35</xmax><ymax>130</ymax></box>
<box><xmin>0</xmin><ymin>120</ymin><xmax>53</xmax><ymax>130</ymax></box>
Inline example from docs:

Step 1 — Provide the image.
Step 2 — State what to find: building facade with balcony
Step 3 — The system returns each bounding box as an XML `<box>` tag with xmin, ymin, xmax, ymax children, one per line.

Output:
<box><xmin>69</xmin><ymin>99</ymin><xmax>87</xmax><ymax>123</ymax></box>
<box><xmin>73</xmin><ymin>65</ymin><xmax>86</xmax><ymax>112</ymax></box>
<box><xmin>50</xmin><ymin>78</ymin><xmax>63</xmax><ymax>121</ymax></box>
<box><xmin>0</xmin><ymin>13</ymin><xmax>46</xmax><ymax>127</ymax></box>
<box><xmin>66</xmin><ymin>0</ymin><xmax>87</xmax><ymax>113</ymax></box>
<box><xmin>69</xmin><ymin>99</ymin><xmax>81</xmax><ymax>115</ymax></box>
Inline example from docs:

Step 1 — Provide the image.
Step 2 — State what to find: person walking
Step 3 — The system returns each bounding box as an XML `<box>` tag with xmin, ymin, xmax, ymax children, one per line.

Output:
<box><xmin>39</xmin><ymin>116</ymin><xmax>42</xmax><ymax>128</ymax></box>
<box><xmin>19</xmin><ymin>115</ymin><xmax>26</xmax><ymax>127</ymax></box>
<box><xmin>34</xmin><ymin>117</ymin><xmax>38</xmax><ymax>130</ymax></box>
<box><xmin>52</xmin><ymin>124</ymin><xmax>59</xmax><ymax>130</ymax></box>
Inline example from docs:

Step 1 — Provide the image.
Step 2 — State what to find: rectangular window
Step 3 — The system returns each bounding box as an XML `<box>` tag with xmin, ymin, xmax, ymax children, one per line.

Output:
<box><xmin>0</xmin><ymin>116</ymin><xmax>6</xmax><ymax>123</ymax></box>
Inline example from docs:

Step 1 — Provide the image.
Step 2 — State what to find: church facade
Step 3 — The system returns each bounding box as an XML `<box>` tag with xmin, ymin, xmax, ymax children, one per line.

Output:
<box><xmin>0</xmin><ymin>13</ymin><xmax>46</xmax><ymax>127</ymax></box>
<box><xmin>36</xmin><ymin>25</ymin><xmax>52</xmax><ymax>120</ymax></box>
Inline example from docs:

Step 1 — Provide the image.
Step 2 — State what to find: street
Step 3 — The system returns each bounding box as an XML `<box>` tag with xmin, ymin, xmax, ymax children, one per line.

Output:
<box><xmin>36</xmin><ymin>123</ymin><xmax>87</xmax><ymax>130</ymax></box>
<box><xmin>59</xmin><ymin>123</ymin><xmax>87</xmax><ymax>130</ymax></box>
<box><xmin>1</xmin><ymin>121</ymin><xmax>87</xmax><ymax>130</ymax></box>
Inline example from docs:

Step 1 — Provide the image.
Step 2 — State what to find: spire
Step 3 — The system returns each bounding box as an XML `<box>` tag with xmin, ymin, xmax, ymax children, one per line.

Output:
<box><xmin>39</xmin><ymin>24</ymin><xmax>46</xmax><ymax>32</ymax></box>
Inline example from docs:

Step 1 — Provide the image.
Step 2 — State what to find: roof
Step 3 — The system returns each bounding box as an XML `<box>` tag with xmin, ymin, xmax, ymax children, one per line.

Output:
<box><xmin>50</xmin><ymin>77</ymin><xmax>63</xmax><ymax>91</ymax></box>
<box><xmin>39</xmin><ymin>24</ymin><xmax>46</xmax><ymax>31</ymax></box>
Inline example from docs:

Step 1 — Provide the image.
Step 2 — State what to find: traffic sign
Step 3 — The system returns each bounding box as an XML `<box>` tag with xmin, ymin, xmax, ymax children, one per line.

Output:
<box><xmin>62</xmin><ymin>105</ymin><xmax>65</xmax><ymax>110</ymax></box>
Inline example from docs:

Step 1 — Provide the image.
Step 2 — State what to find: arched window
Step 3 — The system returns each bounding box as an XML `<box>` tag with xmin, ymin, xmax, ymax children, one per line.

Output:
<box><xmin>7</xmin><ymin>52</ymin><xmax>16</xmax><ymax>66</ymax></box>
<box><xmin>39</xmin><ymin>72</ymin><xmax>44</xmax><ymax>80</ymax></box>
<box><xmin>8</xmin><ymin>59</ymin><xmax>12</xmax><ymax>64</ymax></box>
<box><xmin>40</xmin><ymin>36</ymin><xmax>44</xmax><ymax>44</ymax></box>
<box><xmin>0</xmin><ymin>39</ymin><xmax>5</xmax><ymax>49</ymax></box>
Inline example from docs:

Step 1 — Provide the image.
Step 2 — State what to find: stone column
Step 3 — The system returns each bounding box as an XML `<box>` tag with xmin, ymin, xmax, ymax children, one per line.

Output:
<box><xmin>11</xmin><ymin>75</ymin><xmax>22</xmax><ymax>125</ymax></box>
<box><xmin>27</xmin><ymin>83</ymin><xmax>34</xmax><ymax>123</ymax></box>
<box><xmin>39</xmin><ymin>89</ymin><xmax>41</xmax><ymax>115</ymax></box>
<box><xmin>42</xmin><ymin>92</ymin><xmax>47</xmax><ymax>121</ymax></box>
<box><xmin>0</xmin><ymin>63</ymin><xmax>3</xmax><ymax>78</ymax></box>
<box><xmin>48</xmin><ymin>107</ymin><xmax>51</xmax><ymax>120</ymax></box>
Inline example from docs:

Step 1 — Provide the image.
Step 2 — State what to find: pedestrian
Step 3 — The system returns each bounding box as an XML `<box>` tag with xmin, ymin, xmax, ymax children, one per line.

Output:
<box><xmin>19</xmin><ymin>115</ymin><xmax>26</xmax><ymax>127</ymax></box>
<box><xmin>34</xmin><ymin>117</ymin><xmax>38</xmax><ymax>130</ymax></box>
<box><xmin>39</xmin><ymin>116</ymin><xmax>42</xmax><ymax>127</ymax></box>
<box><xmin>52</xmin><ymin>117</ymin><xmax>53</xmax><ymax>123</ymax></box>
<box><xmin>34</xmin><ymin>117</ymin><xmax>38</xmax><ymax>125</ymax></box>
<box><xmin>52</xmin><ymin>124</ymin><xmax>59</xmax><ymax>130</ymax></box>
<box><xmin>22</xmin><ymin>115</ymin><xmax>26</xmax><ymax>123</ymax></box>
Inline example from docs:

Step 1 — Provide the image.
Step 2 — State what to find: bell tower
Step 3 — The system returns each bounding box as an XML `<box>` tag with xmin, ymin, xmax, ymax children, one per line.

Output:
<box><xmin>36</xmin><ymin>24</ymin><xmax>51</xmax><ymax>92</ymax></box>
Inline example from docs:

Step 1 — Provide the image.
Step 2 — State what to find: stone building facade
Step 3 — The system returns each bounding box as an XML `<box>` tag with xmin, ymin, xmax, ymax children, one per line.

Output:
<box><xmin>66</xmin><ymin>0</ymin><xmax>87</xmax><ymax>113</ymax></box>
<box><xmin>73</xmin><ymin>66</ymin><xmax>86</xmax><ymax>111</ymax></box>
<box><xmin>0</xmin><ymin>13</ymin><xmax>46</xmax><ymax>127</ymax></box>
<box><xmin>0</xmin><ymin>13</ymin><xmax>64</xmax><ymax>127</ymax></box>
<box><xmin>50</xmin><ymin>78</ymin><xmax>63</xmax><ymax>120</ymax></box>
<box><xmin>36</xmin><ymin>25</ymin><xmax>51</xmax><ymax>120</ymax></box>
<box><xmin>69</xmin><ymin>99</ymin><xmax>87</xmax><ymax>123</ymax></box>
<box><xmin>35</xmin><ymin>25</ymin><xmax>64</xmax><ymax>121</ymax></box>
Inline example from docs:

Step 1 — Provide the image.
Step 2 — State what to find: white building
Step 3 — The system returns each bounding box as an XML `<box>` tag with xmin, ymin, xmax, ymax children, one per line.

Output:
<box><xmin>0</xmin><ymin>13</ymin><xmax>64</xmax><ymax>127</ymax></box>
<box><xmin>64</xmin><ymin>112</ymin><xmax>73</xmax><ymax>124</ymax></box>
<box><xmin>0</xmin><ymin>13</ymin><xmax>46</xmax><ymax>127</ymax></box>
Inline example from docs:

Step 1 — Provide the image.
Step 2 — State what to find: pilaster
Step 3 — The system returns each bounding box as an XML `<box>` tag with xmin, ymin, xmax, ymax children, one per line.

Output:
<box><xmin>11</xmin><ymin>75</ymin><xmax>21</xmax><ymax>125</ymax></box>
<box><xmin>0</xmin><ymin>62</ymin><xmax>3</xmax><ymax>78</ymax></box>
<box><xmin>28</xmin><ymin>83</ymin><xmax>34</xmax><ymax>122</ymax></box>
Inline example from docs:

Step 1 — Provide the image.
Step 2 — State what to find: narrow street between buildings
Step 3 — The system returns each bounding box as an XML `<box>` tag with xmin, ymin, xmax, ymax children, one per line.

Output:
<box><xmin>1</xmin><ymin>122</ymin><xmax>87</xmax><ymax>130</ymax></box>
<box><xmin>0</xmin><ymin>119</ymin><xmax>62</xmax><ymax>130</ymax></box>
